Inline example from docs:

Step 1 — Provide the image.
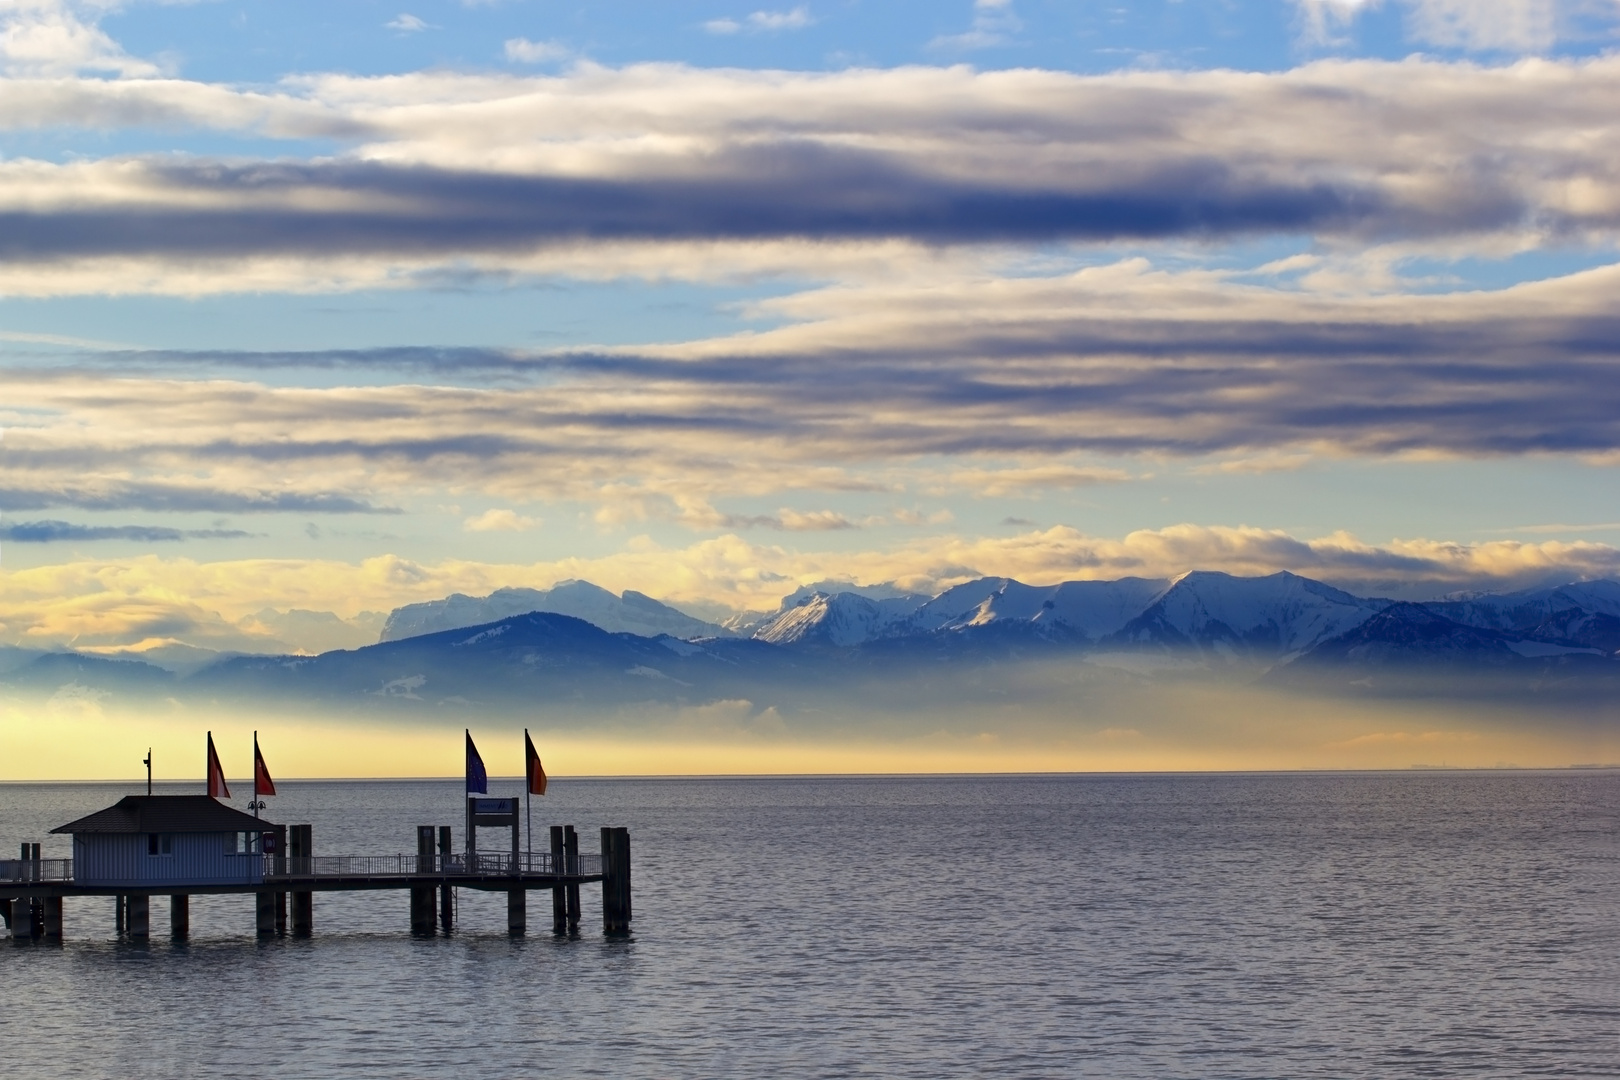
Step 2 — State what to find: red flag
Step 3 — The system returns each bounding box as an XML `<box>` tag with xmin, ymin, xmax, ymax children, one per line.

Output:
<box><xmin>525</xmin><ymin>729</ymin><xmax>547</xmax><ymax>796</ymax></box>
<box><xmin>254</xmin><ymin>734</ymin><xmax>276</xmax><ymax>798</ymax></box>
<box><xmin>206</xmin><ymin>731</ymin><xmax>230</xmax><ymax>799</ymax></box>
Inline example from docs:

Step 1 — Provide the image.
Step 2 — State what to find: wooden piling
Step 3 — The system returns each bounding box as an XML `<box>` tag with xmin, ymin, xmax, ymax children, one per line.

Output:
<box><xmin>10</xmin><ymin>896</ymin><xmax>34</xmax><ymax>939</ymax></box>
<box><xmin>42</xmin><ymin>896</ymin><xmax>63</xmax><ymax>940</ymax></box>
<box><xmin>170</xmin><ymin>895</ymin><xmax>189</xmax><ymax>939</ymax></box>
<box><xmin>601</xmin><ymin>827</ymin><xmax>632</xmax><ymax>934</ymax></box>
<box><xmin>410</xmin><ymin>825</ymin><xmax>436</xmax><ymax>934</ymax></box>
<box><xmin>255</xmin><ymin>891</ymin><xmax>276</xmax><ymax>935</ymax></box>
<box><xmin>438</xmin><ymin>825</ymin><xmax>454</xmax><ymax>933</ymax></box>
<box><xmin>290</xmin><ymin>824</ymin><xmax>313</xmax><ymax>935</ymax></box>
<box><xmin>128</xmin><ymin>894</ymin><xmax>150</xmax><ymax>939</ymax></box>
<box><xmin>564</xmin><ymin>825</ymin><xmax>581</xmax><ymax>931</ymax></box>
<box><xmin>272</xmin><ymin>824</ymin><xmax>288</xmax><ymax>934</ymax></box>
<box><xmin>115</xmin><ymin>894</ymin><xmax>126</xmax><ymax>934</ymax></box>
<box><xmin>507</xmin><ymin>889</ymin><xmax>526</xmax><ymax>935</ymax></box>
<box><xmin>550</xmin><ymin>825</ymin><xmax>566</xmax><ymax>934</ymax></box>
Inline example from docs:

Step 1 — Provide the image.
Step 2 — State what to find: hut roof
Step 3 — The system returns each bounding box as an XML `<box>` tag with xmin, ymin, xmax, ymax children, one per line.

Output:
<box><xmin>51</xmin><ymin>795</ymin><xmax>275</xmax><ymax>835</ymax></box>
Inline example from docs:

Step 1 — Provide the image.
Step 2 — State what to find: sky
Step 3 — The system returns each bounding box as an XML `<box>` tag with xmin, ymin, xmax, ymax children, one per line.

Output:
<box><xmin>3</xmin><ymin>0</ymin><xmax>1620</xmax><ymax>673</ymax></box>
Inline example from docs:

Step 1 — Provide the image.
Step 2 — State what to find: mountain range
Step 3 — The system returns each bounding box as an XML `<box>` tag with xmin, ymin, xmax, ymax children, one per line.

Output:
<box><xmin>4</xmin><ymin>571</ymin><xmax>1619</xmax><ymax>711</ymax></box>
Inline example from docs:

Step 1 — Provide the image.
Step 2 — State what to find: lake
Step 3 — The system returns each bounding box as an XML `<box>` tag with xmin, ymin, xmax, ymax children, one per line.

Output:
<box><xmin>3</xmin><ymin>772</ymin><xmax>1617</xmax><ymax>1078</ymax></box>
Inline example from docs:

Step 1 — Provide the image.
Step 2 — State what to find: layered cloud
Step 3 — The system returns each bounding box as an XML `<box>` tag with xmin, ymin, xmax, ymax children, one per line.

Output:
<box><xmin>1</xmin><ymin>56</ymin><xmax>1620</xmax><ymax>291</ymax></box>
<box><xmin>4</xmin><ymin>255</ymin><xmax>1618</xmax><ymax>523</ymax></box>
<box><xmin>4</xmin><ymin>524</ymin><xmax>1618</xmax><ymax>652</ymax></box>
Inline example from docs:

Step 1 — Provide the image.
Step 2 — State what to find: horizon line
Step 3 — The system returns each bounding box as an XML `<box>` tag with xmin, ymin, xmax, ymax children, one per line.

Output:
<box><xmin>3</xmin><ymin>765</ymin><xmax>1616</xmax><ymax>784</ymax></box>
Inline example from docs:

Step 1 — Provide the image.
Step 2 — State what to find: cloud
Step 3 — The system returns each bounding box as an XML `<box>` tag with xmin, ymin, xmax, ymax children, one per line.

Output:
<box><xmin>946</xmin><ymin>465</ymin><xmax>1135</xmax><ymax>498</ymax></box>
<box><xmin>463</xmin><ymin>508</ymin><xmax>539</xmax><ymax>532</ymax></box>
<box><xmin>0</xmin><ymin>478</ymin><xmax>395</xmax><ymax>515</ymax></box>
<box><xmin>0</xmin><ymin>519</ymin><xmax>255</xmax><ymax>542</ymax></box>
<box><xmin>746</xmin><ymin>7</ymin><xmax>812</xmax><ymax>31</ymax></box>
<box><xmin>1293</xmin><ymin>0</ymin><xmax>1380</xmax><ymax>45</ymax></box>
<box><xmin>503</xmin><ymin>37</ymin><xmax>568</xmax><ymax>63</ymax></box>
<box><xmin>1296</xmin><ymin>0</ymin><xmax>1560</xmax><ymax>51</ymax></box>
<box><xmin>385</xmin><ymin>13</ymin><xmax>430</xmax><ymax>32</ymax></box>
<box><xmin>5</xmin><ymin>257</ymin><xmax>1620</xmax><ymax>513</ymax></box>
<box><xmin>5</xmin><ymin>56</ymin><xmax>1620</xmax><ymax>287</ymax></box>
<box><xmin>0</xmin><ymin>0</ymin><xmax>159</xmax><ymax>78</ymax></box>
<box><xmin>931</xmin><ymin>0</ymin><xmax>1021</xmax><ymax>50</ymax></box>
<box><xmin>1404</xmin><ymin>0</ymin><xmax>1557</xmax><ymax>52</ymax></box>
<box><xmin>599</xmin><ymin>497</ymin><xmax>858</xmax><ymax>532</ymax></box>
<box><xmin>706</xmin><ymin>7</ymin><xmax>811</xmax><ymax>34</ymax></box>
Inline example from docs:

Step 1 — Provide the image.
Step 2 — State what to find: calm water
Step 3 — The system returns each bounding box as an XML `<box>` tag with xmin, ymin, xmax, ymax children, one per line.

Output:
<box><xmin>3</xmin><ymin>773</ymin><xmax>1617</xmax><ymax>1078</ymax></box>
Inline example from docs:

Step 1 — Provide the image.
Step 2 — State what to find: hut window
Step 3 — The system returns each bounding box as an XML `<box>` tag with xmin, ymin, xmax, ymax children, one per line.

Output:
<box><xmin>147</xmin><ymin>834</ymin><xmax>173</xmax><ymax>856</ymax></box>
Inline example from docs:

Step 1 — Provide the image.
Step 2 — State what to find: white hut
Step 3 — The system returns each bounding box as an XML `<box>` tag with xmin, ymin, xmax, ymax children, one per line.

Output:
<box><xmin>52</xmin><ymin>795</ymin><xmax>276</xmax><ymax>887</ymax></box>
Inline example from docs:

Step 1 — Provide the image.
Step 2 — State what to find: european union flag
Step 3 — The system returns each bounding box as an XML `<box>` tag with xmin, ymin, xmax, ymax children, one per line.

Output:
<box><xmin>465</xmin><ymin>729</ymin><xmax>488</xmax><ymax>794</ymax></box>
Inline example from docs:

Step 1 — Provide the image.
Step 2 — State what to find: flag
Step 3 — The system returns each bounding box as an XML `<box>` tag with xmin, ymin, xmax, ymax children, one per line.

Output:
<box><xmin>466</xmin><ymin>729</ymin><xmax>488</xmax><ymax>794</ymax></box>
<box><xmin>525</xmin><ymin>729</ymin><xmax>547</xmax><ymax>796</ymax></box>
<box><xmin>254</xmin><ymin>734</ymin><xmax>277</xmax><ymax>797</ymax></box>
<box><xmin>206</xmin><ymin>731</ymin><xmax>230</xmax><ymax>799</ymax></box>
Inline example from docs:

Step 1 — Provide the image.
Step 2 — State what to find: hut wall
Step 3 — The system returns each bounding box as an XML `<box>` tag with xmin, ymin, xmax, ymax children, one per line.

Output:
<box><xmin>73</xmin><ymin>833</ymin><xmax>264</xmax><ymax>887</ymax></box>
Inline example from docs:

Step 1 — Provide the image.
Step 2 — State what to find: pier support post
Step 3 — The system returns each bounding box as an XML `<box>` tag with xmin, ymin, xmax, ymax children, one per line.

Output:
<box><xmin>256</xmin><ymin>892</ymin><xmax>276</xmax><ymax>936</ymax></box>
<box><xmin>601</xmin><ymin>827</ymin><xmax>632</xmax><ymax>935</ymax></box>
<box><xmin>292</xmin><ymin>890</ymin><xmax>313</xmax><ymax>935</ymax></box>
<box><xmin>272</xmin><ymin>824</ymin><xmax>288</xmax><ymax>934</ymax></box>
<box><xmin>115</xmin><ymin>894</ymin><xmax>126</xmax><ymax>934</ymax></box>
<box><xmin>438</xmin><ymin>826</ymin><xmax>454</xmax><ymax>933</ymax></box>
<box><xmin>507</xmin><ymin>889</ymin><xmax>526</xmax><ymax>935</ymax></box>
<box><xmin>563</xmin><ymin>825</ymin><xmax>581</xmax><ymax>932</ymax></box>
<box><xmin>170</xmin><ymin>895</ymin><xmax>189</xmax><ymax>939</ymax></box>
<box><xmin>10</xmin><ymin>897</ymin><xmax>34</xmax><ymax>939</ymax></box>
<box><xmin>44</xmin><ymin>896</ymin><xmax>63</xmax><ymax>940</ymax></box>
<box><xmin>411</xmin><ymin>825</ymin><xmax>436</xmax><ymax>934</ymax></box>
<box><xmin>290</xmin><ymin>824</ymin><xmax>313</xmax><ymax>935</ymax></box>
<box><xmin>550</xmin><ymin>825</ymin><xmax>567</xmax><ymax>934</ymax></box>
<box><xmin>128</xmin><ymin>894</ymin><xmax>150</xmax><ymax>939</ymax></box>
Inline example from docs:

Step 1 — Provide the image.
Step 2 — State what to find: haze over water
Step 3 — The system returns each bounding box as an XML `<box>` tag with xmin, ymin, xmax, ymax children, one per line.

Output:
<box><xmin>4</xmin><ymin>772</ymin><xmax>1617</xmax><ymax>1077</ymax></box>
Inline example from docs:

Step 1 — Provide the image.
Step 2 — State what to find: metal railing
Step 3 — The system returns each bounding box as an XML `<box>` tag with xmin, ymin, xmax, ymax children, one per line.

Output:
<box><xmin>265</xmin><ymin>851</ymin><xmax>601</xmax><ymax>880</ymax></box>
<box><xmin>0</xmin><ymin>858</ymin><xmax>73</xmax><ymax>884</ymax></box>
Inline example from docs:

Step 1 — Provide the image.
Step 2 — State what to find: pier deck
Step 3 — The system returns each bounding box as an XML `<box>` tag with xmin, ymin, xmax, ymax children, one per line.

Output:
<box><xmin>1</xmin><ymin>853</ymin><xmax>604</xmax><ymax>899</ymax></box>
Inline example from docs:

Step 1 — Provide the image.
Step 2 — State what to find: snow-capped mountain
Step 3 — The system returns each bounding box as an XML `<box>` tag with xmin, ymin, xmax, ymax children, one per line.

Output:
<box><xmin>1269</xmin><ymin>602</ymin><xmax>1619</xmax><ymax>695</ymax></box>
<box><xmin>379</xmin><ymin>581</ymin><xmax>729</xmax><ymax>642</ymax></box>
<box><xmin>1425</xmin><ymin>580</ymin><xmax>1620</xmax><ymax>633</ymax></box>
<box><xmin>906</xmin><ymin>577</ymin><xmax>1170</xmax><ymax>638</ymax></box>
<box><xmin>14</xmin><ymin>572</ymin><xmax>1620</xmax><ymax>710</ymax></box>
<box><xmin>752</xmin><ymin>591</ymin><xmax>929</xmax><ymax>646</ymax></box>
<box><xmin>1105</xmin><ymin>571</ymin><xmax>1389</xmax><ymax>657</ymax></box>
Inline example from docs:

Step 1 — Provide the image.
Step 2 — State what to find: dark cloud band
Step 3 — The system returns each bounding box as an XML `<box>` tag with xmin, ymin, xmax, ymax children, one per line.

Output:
<box><xmin>0</xmin><ymin>520</ymin><xmax>256</xmax><ymax>542</ymax></box>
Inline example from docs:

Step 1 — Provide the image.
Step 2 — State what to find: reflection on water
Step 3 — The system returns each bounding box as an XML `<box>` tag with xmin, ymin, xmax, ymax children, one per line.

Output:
<box><xmin>3</xmin><ymin>772</ymin><xmax>1618</xmax><ymax>1078</ymax></box>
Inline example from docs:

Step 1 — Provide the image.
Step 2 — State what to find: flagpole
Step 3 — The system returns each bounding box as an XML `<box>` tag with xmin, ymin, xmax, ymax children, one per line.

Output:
<box><xmin>253</xmin><ymin>731</ymin><xmax>260</xmax><ymax>819</ymax></box>
<box><xmin>525</xmin><ymin>728</ymin><xmax>532</xmax><ymax>861</ymax></box>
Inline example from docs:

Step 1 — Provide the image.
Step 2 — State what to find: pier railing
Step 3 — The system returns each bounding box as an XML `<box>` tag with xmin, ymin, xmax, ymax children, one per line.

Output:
<box><xmin>266</xmin><ymin>851</ymin><xmax>600</xmax><ymax>880</ymax></box>
<box><xmin>3</xmin><ymin>852</ymin><xmax>600</xmax><ymax>887</ymax></box>
<box><xmin>0</xmin><ymin>858</ymin><xmax>72</xmax><ymax>883</ymax></box>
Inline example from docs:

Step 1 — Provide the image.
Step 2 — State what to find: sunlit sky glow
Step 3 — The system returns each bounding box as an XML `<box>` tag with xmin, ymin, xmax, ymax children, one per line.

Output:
<box><xmin>2</xmin><ymin>1</ymin><xmax>1620</xmax><ymax>774</ymax></box>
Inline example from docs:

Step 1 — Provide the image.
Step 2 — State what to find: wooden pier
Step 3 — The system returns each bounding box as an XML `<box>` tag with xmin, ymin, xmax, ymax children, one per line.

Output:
<box><xmin>2</xmin><ymin>796</ymin><xmax>632</xmax><ymax>942</ymax></box>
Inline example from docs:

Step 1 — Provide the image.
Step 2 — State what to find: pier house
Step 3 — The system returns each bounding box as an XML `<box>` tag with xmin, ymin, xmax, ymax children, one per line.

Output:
<box><xmin>54</xmin><ymin>795</ymin><xmax>275</xmax><ymax>888</ymax></box>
